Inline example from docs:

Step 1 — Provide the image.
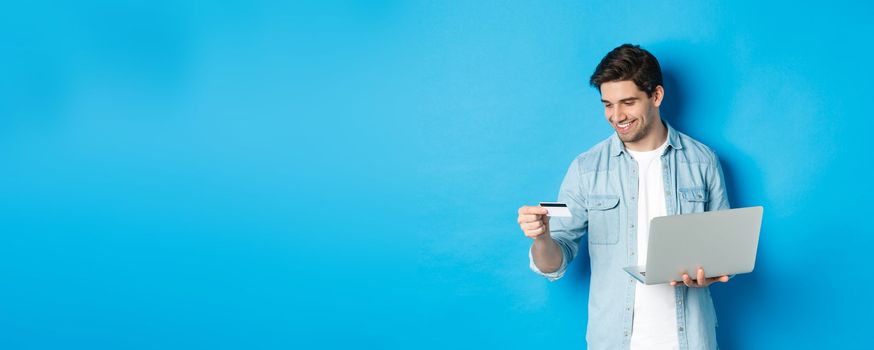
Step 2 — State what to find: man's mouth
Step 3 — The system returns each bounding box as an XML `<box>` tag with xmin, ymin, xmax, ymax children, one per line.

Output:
<box><xmin>616</xmin><ymin>119</ymin><xmax>636</xmax><ymax>134</ymax></box>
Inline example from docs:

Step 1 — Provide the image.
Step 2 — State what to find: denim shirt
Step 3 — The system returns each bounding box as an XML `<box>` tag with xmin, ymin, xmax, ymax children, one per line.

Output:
<box><xmin>529</xmin><ymin>122</ymin><xmax>730</xmax><ymax>350</ymax></box>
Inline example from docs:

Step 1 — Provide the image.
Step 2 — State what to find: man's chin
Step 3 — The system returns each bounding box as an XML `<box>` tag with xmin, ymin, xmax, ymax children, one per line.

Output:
<box><xmin>616</xmin><ymin>131</ymin><xmax>643</xmax><ymax>143</ymax></box>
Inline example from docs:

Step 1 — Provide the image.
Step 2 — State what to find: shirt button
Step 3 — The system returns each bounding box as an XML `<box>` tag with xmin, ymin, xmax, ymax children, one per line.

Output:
<box><xmin>678</xmin><ymin>327</ymin><xmax>684</xmax><ymax>332</ymax></box>
<box><xmin>665</xmin><ymin>191</ymin><xmax>671</xmax><ymax>196</ymax></box>
<box><xmin>630</xmin><ymin>224</ymin><xmax>635</xmax><ymax>228</ymax></box>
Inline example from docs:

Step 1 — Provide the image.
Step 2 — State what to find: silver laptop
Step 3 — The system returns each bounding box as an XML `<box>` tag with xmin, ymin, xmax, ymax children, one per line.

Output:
<box><xmin>623</xmin><ymin>206</ymin><xmax>763</xmax><ymax>285</ymax></box>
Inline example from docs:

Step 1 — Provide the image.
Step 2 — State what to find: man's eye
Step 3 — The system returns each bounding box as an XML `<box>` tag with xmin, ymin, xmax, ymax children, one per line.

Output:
<box><xmin>623</xmin><ymin>101</ymin><xmax>634</xmax><ymax>106</ymax></box>
<box><xmin>604</xmin><ymin>104</ymin><xmax>612</xmax><ymax>108</ymax></box>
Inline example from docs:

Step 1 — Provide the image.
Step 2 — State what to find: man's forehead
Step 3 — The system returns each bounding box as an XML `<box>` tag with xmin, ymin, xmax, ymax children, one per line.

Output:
<box><xmin>599</xmin><ymin>80</ymin><xmax>646</xmax><ymax>101</ymax></box>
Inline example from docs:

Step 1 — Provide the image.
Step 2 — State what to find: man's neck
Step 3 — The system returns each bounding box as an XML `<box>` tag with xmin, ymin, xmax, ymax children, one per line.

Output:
<box><xmin>624</xmin><ymin>118</ymin><xmax>668</xmax><ymax>152</ymax></box>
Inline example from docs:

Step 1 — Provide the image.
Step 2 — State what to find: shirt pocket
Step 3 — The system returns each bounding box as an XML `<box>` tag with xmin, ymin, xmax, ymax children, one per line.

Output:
<box><xmin>678</xmin><ymin>187</ymin><xmax>708</xmax><ymax>214</ymax></box>
<box><xmin>585</xmin><ymin>195</ymin><xmax>620</xmax><ymax>245</ymax></box>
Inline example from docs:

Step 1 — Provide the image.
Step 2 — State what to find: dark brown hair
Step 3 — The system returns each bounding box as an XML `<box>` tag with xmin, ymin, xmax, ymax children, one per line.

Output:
<box><xmin>589</xmin><ymin>44</ymin><xmax>663</xmax><ymax>97</ymax></box>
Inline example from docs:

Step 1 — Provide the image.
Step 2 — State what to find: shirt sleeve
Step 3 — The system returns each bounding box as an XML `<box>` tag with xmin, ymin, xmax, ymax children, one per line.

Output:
<box><xmin>707</xmin><ymin>152</ymin><xmax>736</xmax><ymax>280</ymax></box>
<box><xmin>707</xmin><ymin>151</ymin><xmax>731</xmax><ymax>211</ymax></box>
<box><xmin>528</xmin><ymin>245</ymin><xmax>568</xmax><ymax>281</ymax></box>
<box><xmin>528</xmin><ymin>157</ymin><xmax>589</xmax><ymax>281</ymax></box>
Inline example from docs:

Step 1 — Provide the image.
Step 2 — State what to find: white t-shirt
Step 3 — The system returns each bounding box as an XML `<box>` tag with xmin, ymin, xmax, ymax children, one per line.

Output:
<box><xmin>628</xmin><ymin>139</ymin><xmax>679</xmax><ymax>350</ymax></box>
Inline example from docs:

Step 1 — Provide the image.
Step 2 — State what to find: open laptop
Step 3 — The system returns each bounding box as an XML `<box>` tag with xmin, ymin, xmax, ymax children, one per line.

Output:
<box><xmin>623</xmin><ymin>206</ymin><xmax>763</xmax><ymax>285</ymax></box>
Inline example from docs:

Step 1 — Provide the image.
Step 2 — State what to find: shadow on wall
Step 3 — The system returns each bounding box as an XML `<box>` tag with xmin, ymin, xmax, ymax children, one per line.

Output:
<box><xmin>660</xmin><ymin>57</ymin><xmax>769</xmax><ymax>349</ymax></box>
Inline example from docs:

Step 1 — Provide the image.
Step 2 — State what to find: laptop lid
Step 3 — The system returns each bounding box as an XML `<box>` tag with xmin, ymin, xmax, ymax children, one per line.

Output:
<box><xmin>633</xmin><ymin>206</ymin><xmax>763</xmax><ymax>285</ymax></box>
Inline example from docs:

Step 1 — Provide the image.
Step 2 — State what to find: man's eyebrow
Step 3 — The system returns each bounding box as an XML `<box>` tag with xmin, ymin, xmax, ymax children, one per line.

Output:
<box><xmin>601</xmin><ymin>97</ymin><xmax>639</xmax><ymax>103</ymax></box>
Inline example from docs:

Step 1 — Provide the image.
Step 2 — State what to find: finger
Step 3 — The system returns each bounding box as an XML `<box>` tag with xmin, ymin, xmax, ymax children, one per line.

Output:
<box><xmin>670</xmin><ymin>280</ymin><xmax>677</xmax><ymax>286</ymax></box>
<box><xmin>524</xmin><ymin>226</ymin><xmax>545</xmax><ymax>238</ymax></box>
<box><xmin>520</xmin><ymin>206</ymin><xmax>548</xmax><ymax>215</ymax></box>
<box><xmin>521</xmin><ymin>221</ymin><xmax>543</xmax><ymax>230</ymax></box>
<box><xmin>517</xmin><ymin>214</ymin><xmax>532</xmax><ymax>223</ymax></box>
<box><xmin>523</xmin><ymin>227</ymin><xmax>539</xmax><ymax>237</ymax></box>
<box><xmin>682</xmin><ymin>273</ymin><xmax>695</xmax><ymax>288</ymax></box>
<box><xmin>704</xmin><ymin>277</ymin><xmax>724</xmax><ymax>285</ymax></box>
<box><xmin>709</xmin><ymin>275</ymin><xmax>730</xmax><ymax>283</ymax></box>
<box><xmin>697</xmin><ymin>268</ymin><xmax>706</xmax><ymax>286</ymax></box>
<box><xmin>518</xmin><ymin>214</ymin><xmax>541</xmax><ymax>224</ymax></box>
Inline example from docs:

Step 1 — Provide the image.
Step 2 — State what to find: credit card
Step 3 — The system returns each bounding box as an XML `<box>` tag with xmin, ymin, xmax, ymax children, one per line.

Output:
<box><xmin>539</xmin><ymin>202</ymin><xmax>572</xmax><ymax>217</ymax></box>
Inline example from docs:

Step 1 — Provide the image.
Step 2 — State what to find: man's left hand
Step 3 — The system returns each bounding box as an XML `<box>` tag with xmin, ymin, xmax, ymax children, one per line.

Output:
<box><xmin>670</xmin><ymin>268</ymin><xmax>729</xmax><ymax>288</ymax></box>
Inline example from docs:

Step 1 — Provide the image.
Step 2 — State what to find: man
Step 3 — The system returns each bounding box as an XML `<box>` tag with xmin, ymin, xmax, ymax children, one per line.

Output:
<box><xmin>517</xmin><ymin>44</ymin><xmax>731</xmax><ymax>350</ymax></box>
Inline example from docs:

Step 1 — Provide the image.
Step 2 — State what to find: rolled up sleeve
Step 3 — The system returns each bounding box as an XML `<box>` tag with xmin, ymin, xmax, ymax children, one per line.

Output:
<box><xmin>528</xmin><ymin>157</ymin><xmax>588</xmax><ymax>281</ymax></box>
<box><xmin>529</xmin><ymin>242</ymin><xmax>569</xmax><ymax>281</ymax></box>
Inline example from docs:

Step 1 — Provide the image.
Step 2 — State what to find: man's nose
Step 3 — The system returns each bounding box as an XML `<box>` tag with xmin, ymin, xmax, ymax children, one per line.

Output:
<box><xmin>612</xmin><ymin>106</ymin><xmax>625</xmax><ymax>121</ymax></box>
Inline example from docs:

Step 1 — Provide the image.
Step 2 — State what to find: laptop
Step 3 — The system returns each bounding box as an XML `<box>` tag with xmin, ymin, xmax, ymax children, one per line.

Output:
<box><xmin>623</xmin><ymin>206</ymin><xmax>763</xmax><ymax>285</ymax></box>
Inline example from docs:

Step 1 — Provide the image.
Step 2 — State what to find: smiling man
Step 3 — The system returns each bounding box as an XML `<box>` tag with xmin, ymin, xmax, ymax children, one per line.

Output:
<box><xmin>517</xmin><ymin>44</ymin><xmax>731</xmax><ymax>349</ymax></box>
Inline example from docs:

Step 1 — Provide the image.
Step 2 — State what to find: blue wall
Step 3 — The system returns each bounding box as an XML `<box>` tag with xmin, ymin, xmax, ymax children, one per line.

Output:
<box><xmin>2</xmin><ymin>1</ymin><xmax>871</xmax><ymax>349</ymax></box>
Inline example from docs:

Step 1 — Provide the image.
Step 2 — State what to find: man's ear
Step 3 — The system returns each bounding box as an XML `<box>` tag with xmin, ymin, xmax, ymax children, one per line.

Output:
<box><xmin>652</xmin><ymin>85</ymin><xmax>665</xmax><ymax>107</ymax></box>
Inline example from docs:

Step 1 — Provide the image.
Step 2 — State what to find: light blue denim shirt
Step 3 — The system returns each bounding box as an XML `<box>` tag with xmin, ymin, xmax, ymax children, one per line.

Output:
<box><xmin>529</xmin><ymin>121</ymin><xmax>730</xmax><ymax>350</ymax></box>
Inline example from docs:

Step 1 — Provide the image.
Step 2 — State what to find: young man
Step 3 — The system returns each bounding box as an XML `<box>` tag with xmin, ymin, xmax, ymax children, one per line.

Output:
<box><xmin>517</xmin><ymin>44</ymin><xmax>731</xmax><ymax>350</ymax></box>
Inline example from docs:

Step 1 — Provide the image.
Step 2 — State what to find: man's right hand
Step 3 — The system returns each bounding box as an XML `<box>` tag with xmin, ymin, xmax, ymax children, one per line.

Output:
<box><xmin>517</xmin><ymin>205</ymin><xmax>551</xmax><ymax>240</ymax></box>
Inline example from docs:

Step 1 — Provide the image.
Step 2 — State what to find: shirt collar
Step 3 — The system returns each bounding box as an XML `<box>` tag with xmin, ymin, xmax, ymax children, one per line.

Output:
<box><xmin>609</xmin><ymin>120</ymin><xmax>683</xmax><ymax>157</ymax></box>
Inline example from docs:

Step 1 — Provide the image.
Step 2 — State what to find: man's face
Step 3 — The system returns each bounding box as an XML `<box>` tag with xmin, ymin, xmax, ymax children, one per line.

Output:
<box><xmin>599</xmin><ymin>80</ymin><xmax>663</xmax><ymax>144</ymax></box>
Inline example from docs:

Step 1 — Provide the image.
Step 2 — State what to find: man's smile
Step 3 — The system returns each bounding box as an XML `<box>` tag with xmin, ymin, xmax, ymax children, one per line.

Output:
<box><xmin>616</xmin><ymin>119</ymin><xmax>637</xmax><ymax>134</ymax></box>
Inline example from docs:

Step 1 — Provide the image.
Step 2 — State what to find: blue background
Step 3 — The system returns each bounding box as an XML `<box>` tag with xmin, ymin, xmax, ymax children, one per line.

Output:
<box><xmin>2</xmin><ymin>1</ymin><xmax>871</xmax><ymax>349</ymax></box>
